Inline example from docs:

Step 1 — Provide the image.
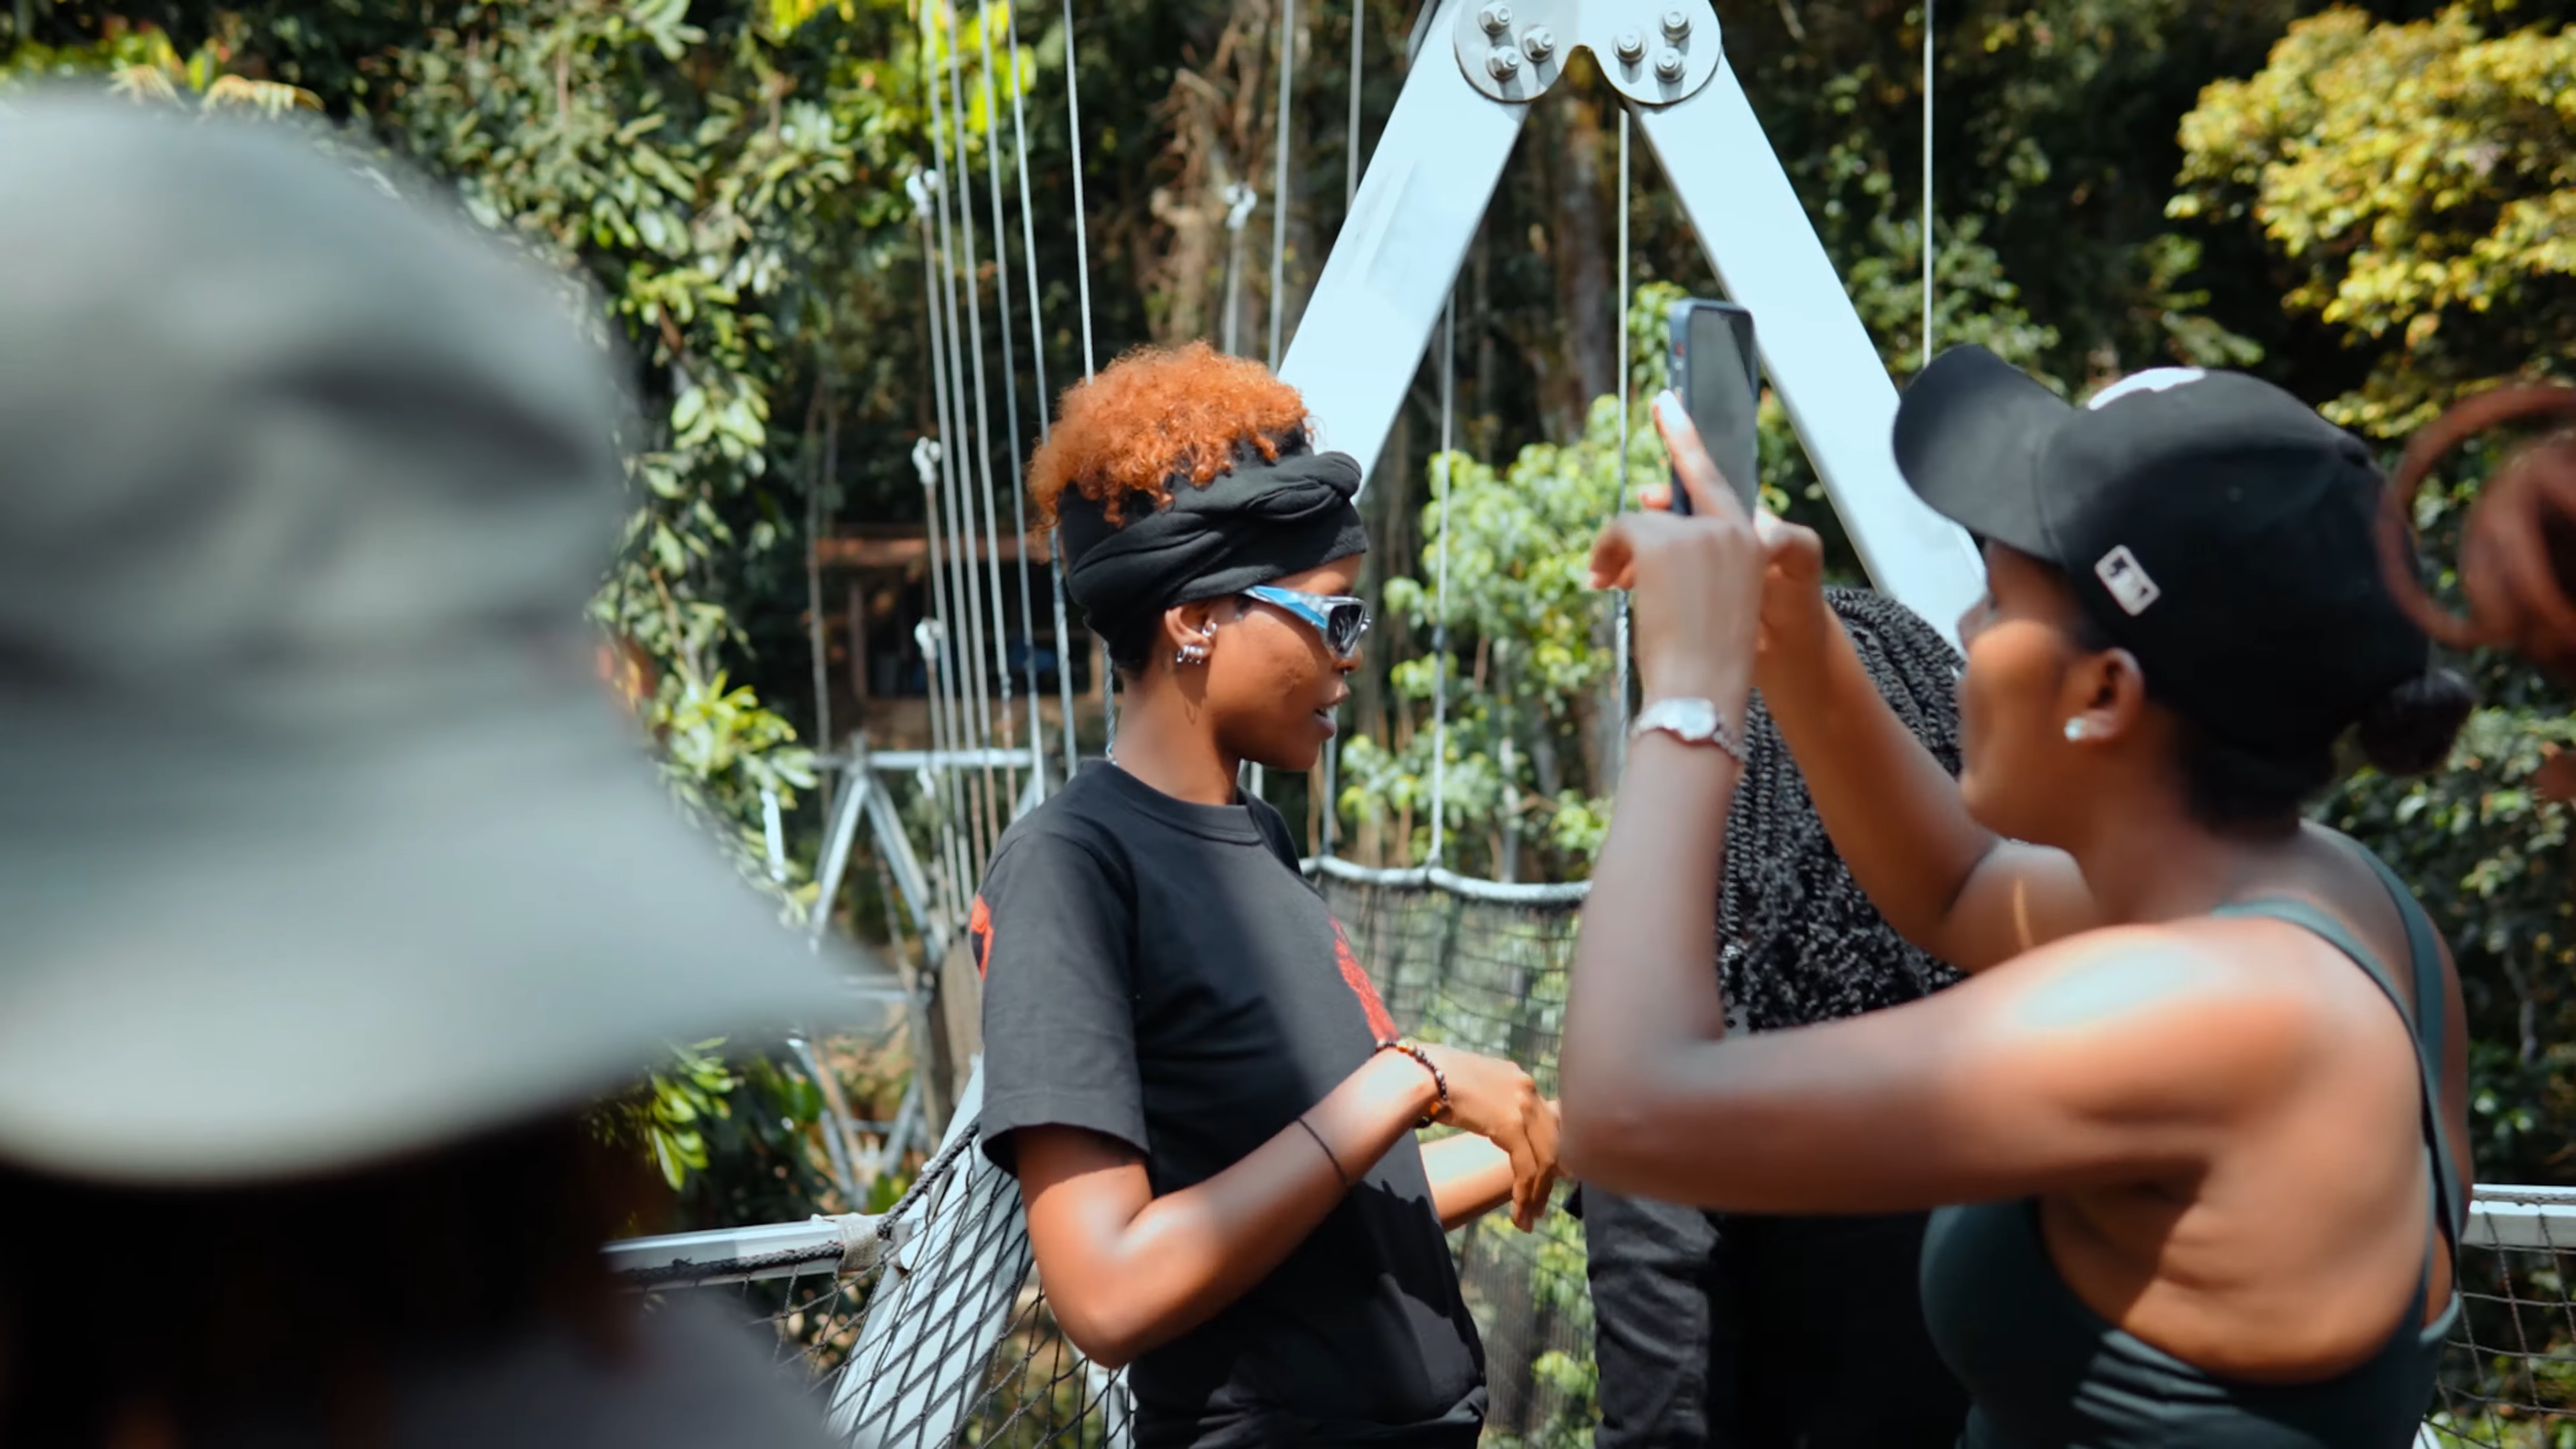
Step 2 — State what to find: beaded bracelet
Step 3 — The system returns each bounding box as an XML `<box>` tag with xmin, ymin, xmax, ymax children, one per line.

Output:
<box><xmin>1377</xmin><ymin>1037</ymin><xmax>1450</xmax><ymax>1130</ymax></box>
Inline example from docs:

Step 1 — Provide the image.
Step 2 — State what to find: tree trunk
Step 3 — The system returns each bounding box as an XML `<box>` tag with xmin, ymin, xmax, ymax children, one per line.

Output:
<box><xmin>1472</xmin><ymin>221</ymin><xmax>1497</xmax><ymax>458</ymax></box>
<box><xmin>1356</xmin><ymin>402</ymin><xmax>1413</xmax><ymax>753</ymax></box>
<box><xmin>1145</xmin><ymin>0</ymin><xmax>1277</xmax><ymax>345</ymax></box>
<box><xmin>1550</xmin><ymin>83</ymin><xmax>1617</xmax><ymax>432</ymax></box>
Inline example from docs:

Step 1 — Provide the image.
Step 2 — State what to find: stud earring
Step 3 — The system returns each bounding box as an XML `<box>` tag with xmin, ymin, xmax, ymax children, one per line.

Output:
<box><xmin>1176</xmin><ymin>642</ymin><xmax>1208</xmax><ymax>666</ymax></box>
<box><xmin>2063</xmin><ymin>718</ymin><xmax>2090</xmax><ymax>742</ymax></box>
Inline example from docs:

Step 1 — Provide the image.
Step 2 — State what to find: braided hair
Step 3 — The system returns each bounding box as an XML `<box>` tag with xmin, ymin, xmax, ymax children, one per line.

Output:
<box><xmin>1718</xmin><ymin>588</ymin><xmax>1968</xmax><ymax>1032</ymax></box>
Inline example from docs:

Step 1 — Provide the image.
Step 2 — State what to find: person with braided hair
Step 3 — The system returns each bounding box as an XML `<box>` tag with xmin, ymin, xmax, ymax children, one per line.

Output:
<box><xmin>972</xmin><ymin>343</ymin><xmax>1560</xmax><ymax>1449</ymax></box>
<box><xmin>1566</xmin><ymin>353</ymin><xmax>2476</xmax><ymax>1449</ymax></box>
<box><xmin>1581</xmin><ymin>588</ymin><xmax>1971</xmax><ymax>1449</ymax></box>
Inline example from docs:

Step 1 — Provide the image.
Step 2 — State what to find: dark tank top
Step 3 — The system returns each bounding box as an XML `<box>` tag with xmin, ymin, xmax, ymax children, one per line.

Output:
<box><xmin>1919</xmin><ymin>837</ymin><xmax>2465</xmax><ymax>1449</ymax></box>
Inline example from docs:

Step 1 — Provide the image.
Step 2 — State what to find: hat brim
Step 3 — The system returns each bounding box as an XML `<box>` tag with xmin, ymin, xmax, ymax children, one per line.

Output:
<box><xmin>1892</xmin><ymin>346</ymin><xmax>2072</xmax><ymax>565</ymax></box>
<box><xmin>0</xmin><ymin>704</ymin><xmax>899</xmax><ymax>1188</ymax></box>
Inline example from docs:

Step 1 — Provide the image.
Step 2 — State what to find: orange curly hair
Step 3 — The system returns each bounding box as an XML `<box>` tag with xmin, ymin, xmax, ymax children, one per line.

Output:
<box><xmin>1028</xmin><ymin>341</ymin><xmax>1311</xmax><ymax>529</ymax></box>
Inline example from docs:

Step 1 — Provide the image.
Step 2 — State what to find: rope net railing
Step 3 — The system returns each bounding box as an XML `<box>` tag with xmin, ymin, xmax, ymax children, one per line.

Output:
<box><xmin>1318</xmin><ymin>869</ymin><xmax>1594</xmax><ymax>1448</ymax></box>
<box><xmin>621</xmin><ymin>870</ymin><xmax>2575</xmax><ymax>1448</ymax></box>
<box><xmin>618</xmin><ymin>1122</ymin><xmax>1133</xmax><ymax>1449</ymax></box>
<box><xmin>2429</xmin><ymin>1189</ymin><xmax>2576</xmax><ymax>1448</ymax></box>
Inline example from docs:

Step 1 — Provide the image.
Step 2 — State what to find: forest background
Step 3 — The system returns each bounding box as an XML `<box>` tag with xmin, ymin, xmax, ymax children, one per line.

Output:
<box><xmin>6</xmin><ymin>0</ymin><xmax>2574</xmax><ymax>1233</ymax></box>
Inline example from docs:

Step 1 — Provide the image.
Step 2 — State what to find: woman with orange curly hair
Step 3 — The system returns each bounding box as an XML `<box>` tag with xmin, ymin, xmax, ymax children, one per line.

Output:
<box><xmin>968</xmin><ymin>343</ymin><xmax>1560</xmax><ymax>1448</ymax></box>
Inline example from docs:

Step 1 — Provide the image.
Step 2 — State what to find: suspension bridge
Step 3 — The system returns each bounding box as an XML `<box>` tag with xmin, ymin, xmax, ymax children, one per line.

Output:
<box><xmin>622</xmin><ymin>1</ymin><xmax>2576</xmax><ymax>1446</ymax></box>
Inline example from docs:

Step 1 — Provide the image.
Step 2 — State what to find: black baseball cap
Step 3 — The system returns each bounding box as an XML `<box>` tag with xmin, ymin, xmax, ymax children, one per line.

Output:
<box><xmin>1893</xmin><ymin>345</ymin><xmax>2430</xmax><ymax>753</ymax></box>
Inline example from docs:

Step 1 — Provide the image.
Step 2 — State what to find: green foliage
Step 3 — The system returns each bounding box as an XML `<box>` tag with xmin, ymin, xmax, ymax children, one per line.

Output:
<box><xmin>1519</xmin><ymin>1209</ymin><xmax>1601</xmax><ymax>1449</ymax></box>
<box><xmin>2318</xmin><ymin>437</ymin><xmax>2576</xmax><ymax>1181</ymax></box>
<box><xmin>2173</xmin><ymin>4</ymin><xmax>2576</xmax><ymax>434</ymax></box>
<box><xmin>372</xmin><ymin>0</ymin><xmax>888</xmax><ymax>827</ymax></box>
<box><xmin>1340</xmin><ymin>288</ymin><xmax>1685</xmax><ymax>877</ymax></box>
<box><xmin>2169</xmin><ymin>4</ymin><xmax>2576</xmax><ymax>1188</ymax></box>
<box><xmin>375</xmin><ymin>0</ymin><xmax>914</xmax><ymax>1202</ymax></box>
<box><xmin>597</xmin><ymin>1038</ymin><xmax>741</xmax><ymax>1190</ymax></box>
<box><xmin>0</xmin><ymin>3</ymin><xmax>979</xmax><ymax>1214</ymax></box>
<box><xmin>1347</xmin><ymin>251</ymin><xmax>2070</xmax><ymax>877</ymax></box>
<box><xmin>1701</xmin><ymin>0</ymin><xmax>2285</xmax><ymax>398</ymax></box>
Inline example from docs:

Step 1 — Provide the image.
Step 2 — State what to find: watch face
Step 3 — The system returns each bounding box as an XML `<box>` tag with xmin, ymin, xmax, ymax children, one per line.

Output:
<box><xmin>1652</xmin><ymin>698</ymin><xmax>1718</xmax><ymax>738</ymax></box>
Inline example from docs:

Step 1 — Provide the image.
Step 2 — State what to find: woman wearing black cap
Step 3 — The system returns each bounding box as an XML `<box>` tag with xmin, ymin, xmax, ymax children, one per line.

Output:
<box><xmin>1562</xmin><ymin>355</ymin><xmax>2474</xmax><ymax>1449</ymax></box>
<box><xmin>970</xmin><ymin>343</ymin><xmax>1560</xmax><ymax>1449</ymax></box>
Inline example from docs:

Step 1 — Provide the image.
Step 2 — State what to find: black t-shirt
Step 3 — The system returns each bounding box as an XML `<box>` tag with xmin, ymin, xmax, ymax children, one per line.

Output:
<box><xmin>973</xmin><ymin>761</ymin><xmax>1485</xmax><ymax>1448</ymax></box>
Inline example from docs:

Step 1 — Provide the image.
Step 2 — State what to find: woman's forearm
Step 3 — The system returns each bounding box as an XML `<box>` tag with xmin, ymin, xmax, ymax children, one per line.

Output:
<box><xmin>1038</xmin><ymin>1051</ymin><xmax>1440</xmax><ymax>1368</ymax></box>
<box><xmin>1422</xmin><ymin>1130</ymin><xmax>1515</xmax><ymax>1230</ymax></box>
<box><xmin>1558</xmin><ymin>731</ymin><xmax>1742</xmax><ymax>1185</ymax></box>
<box><xmin>1760</xmin><ymin>606</ymin><xmax>2002</xmax><ymax>959</ymax></box>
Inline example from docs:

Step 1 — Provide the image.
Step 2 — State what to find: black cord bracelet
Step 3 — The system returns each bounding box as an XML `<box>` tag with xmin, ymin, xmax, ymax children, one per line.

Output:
<box><xmin>1377</xmin><ymin>1037</ymin><xmax>1450</xmax><ymax>1130</ymax></box>
<box><xmin>1295</xmin><ymin>1114</ymin><xmax>1350</xmax><ymax>1187</ymax></box>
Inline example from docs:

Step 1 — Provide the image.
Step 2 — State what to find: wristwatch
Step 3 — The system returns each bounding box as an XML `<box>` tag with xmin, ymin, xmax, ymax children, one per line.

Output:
<box><xmin>1629</xmin><ymin>696</ymin><xmax>1749</xmax><ymax>763</ymax></box>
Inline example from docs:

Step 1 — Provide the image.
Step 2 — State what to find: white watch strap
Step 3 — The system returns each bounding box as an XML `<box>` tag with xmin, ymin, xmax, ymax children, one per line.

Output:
<box><xmin>1629</xmin><ymin>697</ymin><xmax>1749</xmax><ymax>763</ymax></box>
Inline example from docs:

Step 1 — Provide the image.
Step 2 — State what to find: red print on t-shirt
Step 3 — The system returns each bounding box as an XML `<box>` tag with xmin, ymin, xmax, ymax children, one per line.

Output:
<box><xmin>969</xmin><ymin>894</ymin><xmax>994</xmax><ymax>979</ymax></box>
<box><xmin>1332</xmin><ymin>918</ymin><xmax>1398</xmax><ymax>1042</ymax></box>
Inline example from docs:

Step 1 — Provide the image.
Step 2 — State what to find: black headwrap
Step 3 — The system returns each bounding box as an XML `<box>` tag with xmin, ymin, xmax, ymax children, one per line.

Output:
<box><xmin>1057</xmin><ymin>442</ymin><xmax>1369</xmax><ymax>661</ymax></box>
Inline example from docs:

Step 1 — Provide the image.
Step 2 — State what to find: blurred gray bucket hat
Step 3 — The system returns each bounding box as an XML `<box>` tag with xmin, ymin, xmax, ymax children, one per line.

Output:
<box><xmin>0</xmin><ymin>94</ymin><xmax>868</xmax><ymax>1186</ymax></box>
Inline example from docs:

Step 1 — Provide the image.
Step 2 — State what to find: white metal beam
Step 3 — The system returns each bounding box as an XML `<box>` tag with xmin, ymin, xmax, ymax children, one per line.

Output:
<box><xmin>1281</xmin><ymin>0</ymin><xmax>1986</xmax><ymax>641</ymax></box>
<box><xmin>1632</xmin><ymin>74</ymin><xmax>1984</xmax><ymax>639</ymax></box>
<box><xmin>1278</xmin><ymin>0</ymin><xmax>1525</xmax><ymax>486</ymax></box>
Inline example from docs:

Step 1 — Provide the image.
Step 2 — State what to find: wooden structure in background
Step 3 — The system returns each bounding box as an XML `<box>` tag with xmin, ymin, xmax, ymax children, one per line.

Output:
<box><xmin>818</xmin><ymin>524</ymin><xmax>1106</xmax><ymax>753</ymax></box>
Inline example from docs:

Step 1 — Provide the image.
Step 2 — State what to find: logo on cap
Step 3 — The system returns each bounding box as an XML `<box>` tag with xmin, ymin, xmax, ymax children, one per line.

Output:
<box><xmin>2086</xmin><ymin>368</ymin><xmax>2207</xmax><ymax>411</ymax></box>
<box><xmin>2094</xmin><ymin>545</ymin><xmax>2161</xmax><ymax>616</ymax></box>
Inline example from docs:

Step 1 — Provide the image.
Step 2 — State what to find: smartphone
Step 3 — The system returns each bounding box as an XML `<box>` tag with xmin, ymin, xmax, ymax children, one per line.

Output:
<box><xmin>1666</xmin><ymin>298</ymin><xmax>1762</xmax><ymax>516</ymax></box>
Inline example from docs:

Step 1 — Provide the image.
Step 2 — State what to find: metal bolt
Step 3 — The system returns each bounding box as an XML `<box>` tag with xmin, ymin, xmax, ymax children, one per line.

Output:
<box><xmin>1477</xmin><ymin>3</ymin><xmax>1513</xmax><ymax>36</ymax></box>
<box><xmin>1654</xmin><ymin>46</ymin><xmax>1686</xmax><ymax>80</ymax></box>
<box><xmin>1615</xmin><ymin>30</ymin><xmax>1646</xmax><ymax>63</ymax></box>
<box><xmin>1661</xmin><ymin>8</ymin><xmax>1692</xmax><ymax>40</ymax></box>
<box><xmin>1487</xmin><ymin>46</ymin><xmax>1525</xmax><ymax>79</ymax></box>
<box><xmin>1520</xmin><ymin>26</ymin><xmax>1556</xmax><ymax>62</ymax></box>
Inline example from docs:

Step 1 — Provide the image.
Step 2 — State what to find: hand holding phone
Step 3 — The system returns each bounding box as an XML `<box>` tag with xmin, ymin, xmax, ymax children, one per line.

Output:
<box><xmin>1666</xmin><ymin>299</ymin><xmax>1762</xmax><ymax>517</ymax></box>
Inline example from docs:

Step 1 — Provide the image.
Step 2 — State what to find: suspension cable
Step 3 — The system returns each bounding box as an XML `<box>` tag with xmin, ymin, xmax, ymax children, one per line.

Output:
<box><xmin>1612</xmin><ymin>107</ymin><xmax>1633</xmax><ymax>782</ymax></box>
<box><xmin>1001</xmin><ymin>0</ymin><xmax>1075</xmax><ymax>790</ymax></box>
<box><xmin>1344</xmin><ymin>0</ymin><xmax>1362</xmax><ymax>208</ymax></box>
<box><xmin>1267</xmin><ymin>0</ymin><xmax>1296</xmax><ymax>371</ymax></box>
<box><xmin>1061</xmin><ymin>0</ymin><xmax>1110</xmax><ymax>755</ymax></box>
<box><xmin>914</xmin><ymin>179</ymin><xmax>977</xmax><ymax>917</ymax></box>
<box><xmin>1318</xmin><ymin>0</ymin><xmax>1368</xmax><ymax>859</ymax></box>
<box><xmin>1921</xmin><ymin>0</ymin><xmax>1934</xmax><ymax>371</ymax></box>
<box><xmin>924</xmin><ymin>23</ymin><xmax>996</xmax><ymax>879</ymax></box>
<box><xmin>911</xmin><ymin>436</ymin><xmax>971</xmax><ymax>929</ymax></box>
<box><xmin>806</xmin><ymin>393</ymin><xmax>835</xmax><ymax>798</ymax></box>
<box><xmin>1062</xmin><ymin>0</ymin><xmax>1097</xmax><ymax>382</ymax></box>
<box><xmin>941</xmin><ymin>0</ymin><xmax>1006</xmax><ymax>863</ymax></box>
<box><xmin>1425</xmin><ymin>294</ymin><xmax>1455</xmax><ymax>867</ymax></box>
<box><xmin>907</xmin><ymin>164</ymin><xmax>971</xmax><ymax>928</ymax></box>
<box><xmin>1240</xmin><ymin>0</ymin><xmax>1303</xmax><ymax>806</ymax></box>
<box><xmin>973</xmin><ymin>0</ymin><xmax>1036</xmax><ymax>812</ymax></box>
<box><xmin>1223</xmin><ymin>182</ymin><xmax>1256</xmax><ymax>357</ymax></box>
